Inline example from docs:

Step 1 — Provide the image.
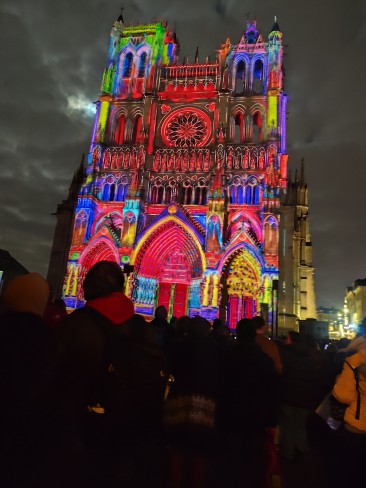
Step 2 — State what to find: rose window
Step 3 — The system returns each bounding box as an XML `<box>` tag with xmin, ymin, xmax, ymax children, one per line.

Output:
<box><xmin>162</xmin><ymin>109</ymin><xmax>211</xmax><ymax>148</ymax></box>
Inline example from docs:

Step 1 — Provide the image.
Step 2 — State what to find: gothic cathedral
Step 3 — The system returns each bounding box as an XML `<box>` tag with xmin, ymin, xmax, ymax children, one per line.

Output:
<box><xmin>48</xmin><ymin>14</ymin><xmax>316</xmax><ymax>331</ymax></box>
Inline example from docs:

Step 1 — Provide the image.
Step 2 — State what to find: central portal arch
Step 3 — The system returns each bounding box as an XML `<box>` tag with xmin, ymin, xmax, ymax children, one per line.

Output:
<box><xmin>132</xmin><ymin>219</ymin><xmax>205</xmax><ymax>318</ymax></box>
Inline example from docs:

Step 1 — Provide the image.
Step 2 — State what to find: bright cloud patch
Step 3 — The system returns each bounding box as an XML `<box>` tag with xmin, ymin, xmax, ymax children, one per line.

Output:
<box><xmin>67</xmin><ymin>94</ymin><xmax>95</xmax><ymax>118</ymax></box>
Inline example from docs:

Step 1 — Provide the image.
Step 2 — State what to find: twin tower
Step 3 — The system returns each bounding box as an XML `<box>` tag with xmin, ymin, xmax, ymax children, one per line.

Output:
<box><xmin>48</xmin><ymin>14</ymin><xmax>316</xmax><ymax>332</ymax></box>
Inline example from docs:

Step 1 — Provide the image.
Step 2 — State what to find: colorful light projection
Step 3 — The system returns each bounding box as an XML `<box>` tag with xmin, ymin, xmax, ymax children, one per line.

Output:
<box><xmin>62</xmin><ymin>16</ymin><xmax>286</xmax><ymax>326</ymax></box>
<box><xmin>131</xmin><ymin>210</ymin><xmax>206</xmax><ymax>317</ymax></box>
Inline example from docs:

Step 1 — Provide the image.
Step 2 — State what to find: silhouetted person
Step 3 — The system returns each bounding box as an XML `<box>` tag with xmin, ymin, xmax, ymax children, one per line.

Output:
<box><xmin>217</xmin><ymin>318</ymin><xmax>277</xmax><ymax>488</ymax></box>
<box><xmin>0</xmin><ymin>273</ymin><xmax>51</xmax><ymax>488</ymax></box>
<box><xmin>166</xmin><ymin>315</ymin><xmax>220</xmax><ymax>488</ymax></box>
<box><xmin>50</xmin><ymin>261</ymin><xmax>135</xmax><ymax>487</ymax></box>
<box><xmin>150</xmin><ymin>305</ymin><xmax>172</xmax><ymax>349</ymax></box>
<box><xmin>253</xmin><ymin>315</ymin><xmax>283</xmax><ymax>374</ymax></box>
<box><xmin>279</xmin><ymin>333</ymin><xmax>329</xmax><ymax>460</ymax></box>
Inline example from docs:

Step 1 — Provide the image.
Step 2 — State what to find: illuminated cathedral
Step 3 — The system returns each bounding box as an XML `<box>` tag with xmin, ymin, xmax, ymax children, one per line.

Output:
<box><xmin>48</xmin><ymin>13</ymin><xmax>316</xmax><ymax>330</ymax></box>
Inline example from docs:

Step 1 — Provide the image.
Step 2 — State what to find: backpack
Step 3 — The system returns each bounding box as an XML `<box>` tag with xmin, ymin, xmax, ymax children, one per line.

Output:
<box><xmin>329</xmin><ymin>360</ymin><xmax>361</xmax><ymax>422</ymax></box>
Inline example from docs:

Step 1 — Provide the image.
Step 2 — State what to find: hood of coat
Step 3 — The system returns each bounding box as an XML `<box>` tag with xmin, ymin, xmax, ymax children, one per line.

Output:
<box><xmin>2</xmin><ymin>273</ymin><xmax>49</xmax><ymax>316</ymax></box>
<box><xmin>86</xmin><ymin>291</ymin><xmax>134</xmax><ymax>325</ymax></box>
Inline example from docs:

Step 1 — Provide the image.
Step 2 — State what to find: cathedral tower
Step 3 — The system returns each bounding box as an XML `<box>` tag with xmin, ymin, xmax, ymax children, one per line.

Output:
<box><xmin>278</xmin><ymin>160</ymin><xmax>317</xmax><ymax>333</ymax></box>
<box><xmin>55</xmin><ymin>14</ymin><xmax>292</xmax><ymax>327</ymax></box>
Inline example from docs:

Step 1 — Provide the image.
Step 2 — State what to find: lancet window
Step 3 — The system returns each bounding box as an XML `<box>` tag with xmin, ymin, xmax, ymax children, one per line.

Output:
<box><xmin>253</xmin><ymin>58</ymin><xmax>264</xmax><ymax>94</ymax></box>
<box><xmin>252</xmin><ymin>111</ymin><xmax>262</xmax><ymax>143</ymax></box>
<box><xmin>194</xmin><ymin>180</ymin><xmax>208</xmax><ymax>205</ymax></box>
<box><xmin>235</xmin><ymin>60</ymin><xmax>246</xmax><ymax>94</ymax></box>
<box><xmin>133</xmin><ymin>115</ymin><xmax>143</xmax><ymax>143</ymax></box>
<box><xmin>73</xmin><ymin>211</ymin><xmax>88</xmax><ymax>246</ymax></box>
<box><xmin>123</xmin><ymin>52</ymin><xmax>134</xmax><ymax>78</ymax></box>
<box><xmin>233</xmin><ymin>112</ymin><xmax>244</xmax><ymax>143</ymax></box>
<box><xmin>138</xmin><ymin>52</ymin><xmax>147</xmax><ymax>77</ymax></box>
<box><xmin>263</xmin><ymin>217</ymin><xmax>278</xmax><ymax>255</ymax></box>
<box><xmin>114</xmin><ymin>115</ymin><xmax>125</xmax><ymax>145</ymax></box>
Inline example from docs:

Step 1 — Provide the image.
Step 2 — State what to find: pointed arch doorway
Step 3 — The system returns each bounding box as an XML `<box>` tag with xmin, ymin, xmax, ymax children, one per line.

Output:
<box><xmin>132</xmin><ymin>219</ymin><xmax>205</xmax><ymax>318</ymax></box>
<box><xmin>220</xmin><ymin>247</ymin><xmax>262</xmax><ymax>329</ymax></box>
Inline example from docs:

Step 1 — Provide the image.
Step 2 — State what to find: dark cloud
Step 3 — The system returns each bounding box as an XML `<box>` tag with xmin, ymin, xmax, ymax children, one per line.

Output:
<box><xmin>1</xmin><ymin>0</ymin><xmax>365</xmax><ymax>308</ymax></box>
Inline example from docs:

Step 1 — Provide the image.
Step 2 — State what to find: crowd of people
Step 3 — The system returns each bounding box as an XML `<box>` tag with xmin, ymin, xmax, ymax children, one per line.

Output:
<box><xmin>0</xmin><ymin>260</ymin><xmax>365</xmax><ymax>488</ymax></box>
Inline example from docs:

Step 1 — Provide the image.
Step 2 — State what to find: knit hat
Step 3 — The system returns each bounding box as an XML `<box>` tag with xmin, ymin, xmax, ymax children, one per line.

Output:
<box><xmin>2</xmin><ymin>273</ymin><xmax>49</xmax><ymax>316</ymax></box>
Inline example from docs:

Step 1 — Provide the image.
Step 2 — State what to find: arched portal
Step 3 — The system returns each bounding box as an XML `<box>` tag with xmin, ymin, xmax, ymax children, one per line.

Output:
<box><xmin>132</xmin><ymin>219</ymin><xmax>205</xmax><ymax>318</ymax></box>
<box><xmin>220</xmin><ymin>247</ymin><xmax>262</xmax><ymax>329</ymax></box>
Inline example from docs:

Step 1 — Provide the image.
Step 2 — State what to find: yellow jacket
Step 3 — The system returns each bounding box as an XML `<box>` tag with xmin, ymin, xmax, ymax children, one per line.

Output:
<box><xmin>333</xmin><ymin>350</ymin><xmax>366</xmax><ymax>433</ymax></box>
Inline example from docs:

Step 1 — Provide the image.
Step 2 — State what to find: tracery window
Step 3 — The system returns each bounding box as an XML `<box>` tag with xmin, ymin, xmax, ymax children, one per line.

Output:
<box><xmin>101</xmin><ymin>176</ymin><xmax>117</xmax><ymax>201</ymax></box>
<box><xmin>161</xmin><ymin>108</ymin><xmax>211</xmax><ymax>148</ymax></box>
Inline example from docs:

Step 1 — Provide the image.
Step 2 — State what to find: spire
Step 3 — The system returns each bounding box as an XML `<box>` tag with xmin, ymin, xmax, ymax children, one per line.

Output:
<box><xmin>300</xmin><ymin>157</ymin><xmax>305</xmax><ymax>185</ymax></box>
<box><xmin>117</xmin><ymin>6</ymin><xmax>124</xmax><ymax>23</ymax></box>
<box><xmin>271</xmin><ymin>15</ymin><xmax>281</xmax><ymax>32</ymax></box>
<box><xmin>195</xmin><ymin>46</ymin><xmax>199</xmax><ymax>64</ymax></box>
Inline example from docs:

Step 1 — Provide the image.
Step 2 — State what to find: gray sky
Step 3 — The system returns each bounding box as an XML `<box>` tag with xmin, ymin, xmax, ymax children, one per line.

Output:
<box><xmin>1</xmin><ymin>0</ymin><xmax>366</xmax><ymax>308</ymax></box>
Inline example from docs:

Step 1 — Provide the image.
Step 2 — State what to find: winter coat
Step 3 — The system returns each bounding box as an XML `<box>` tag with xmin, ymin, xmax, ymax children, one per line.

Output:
<box><xmin>51</xmin><ymin>294</ymin><xmax>166</xmax><ymax>436</ymax></box>
<box><xmin>333</xmin><ymin>338</ymin><xmax>366</xmax><ymax>433</ymax></box>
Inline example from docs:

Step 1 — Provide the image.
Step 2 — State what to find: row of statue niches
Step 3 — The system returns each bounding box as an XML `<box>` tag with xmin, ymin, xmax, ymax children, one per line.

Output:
<box><xmin>93</xmin><ymin>145</ymin><xmax>278</xmax><ymax>172</ymax></box>
<box><xmin>152</xmin><ymin>147</ymin><xmax>277</xmax><ymax>172</ymax></box>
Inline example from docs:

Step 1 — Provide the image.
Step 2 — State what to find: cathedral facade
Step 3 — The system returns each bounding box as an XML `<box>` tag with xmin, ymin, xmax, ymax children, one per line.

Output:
<box><xmin>51</xmin><ymin>14</ymin><xmax>315</xmax><ymax>329</ymax></box>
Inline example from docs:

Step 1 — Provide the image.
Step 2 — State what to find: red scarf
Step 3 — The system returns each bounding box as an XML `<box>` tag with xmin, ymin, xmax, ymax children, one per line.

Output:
<box><xmin>86</xmin><ymin>292</ymin><xmax>134</xmax><ymax>325</ymax></box>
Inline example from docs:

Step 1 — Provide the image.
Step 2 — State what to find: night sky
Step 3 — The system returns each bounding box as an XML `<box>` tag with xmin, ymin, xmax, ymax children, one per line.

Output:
<box><xmin>1</xmin><ymin>0</ymin><xmax>366</xmax><ymax>308</ymax></box>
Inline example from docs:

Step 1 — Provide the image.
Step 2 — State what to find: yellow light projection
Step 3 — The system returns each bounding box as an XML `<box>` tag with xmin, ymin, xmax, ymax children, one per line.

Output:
<box><xmin>227</xmin><ymin>249</ymin><xmax>261</xmax><ymax>299</ymax></box>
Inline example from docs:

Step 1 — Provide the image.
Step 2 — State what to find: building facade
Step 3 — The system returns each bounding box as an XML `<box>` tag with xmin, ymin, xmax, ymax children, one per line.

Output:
<box><xmin>317</xmin><ymin>306</ymin><xmax>344</xmax><ymax>339</ymax></box>
<box><xmin>344</xmin><ymin>279</ymin><xmax>366</xmax><ymax>331</ymax></box>
<box><xmin>51</xmin><ymin>14</ymin><xmax>313</xmax><ymax>328</ymax></box>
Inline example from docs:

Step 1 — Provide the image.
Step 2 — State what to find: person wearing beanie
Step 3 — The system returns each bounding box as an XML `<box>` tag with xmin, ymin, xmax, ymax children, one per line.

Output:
<box><xmin>2</xmin><ymin>272</ymin><xmax>49</xmax><ymax>316</ymax></box>
<box><xmin>0</xmin><ymin>272</ymin><xmax>52</xmax><ymax>487</ymax></box>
